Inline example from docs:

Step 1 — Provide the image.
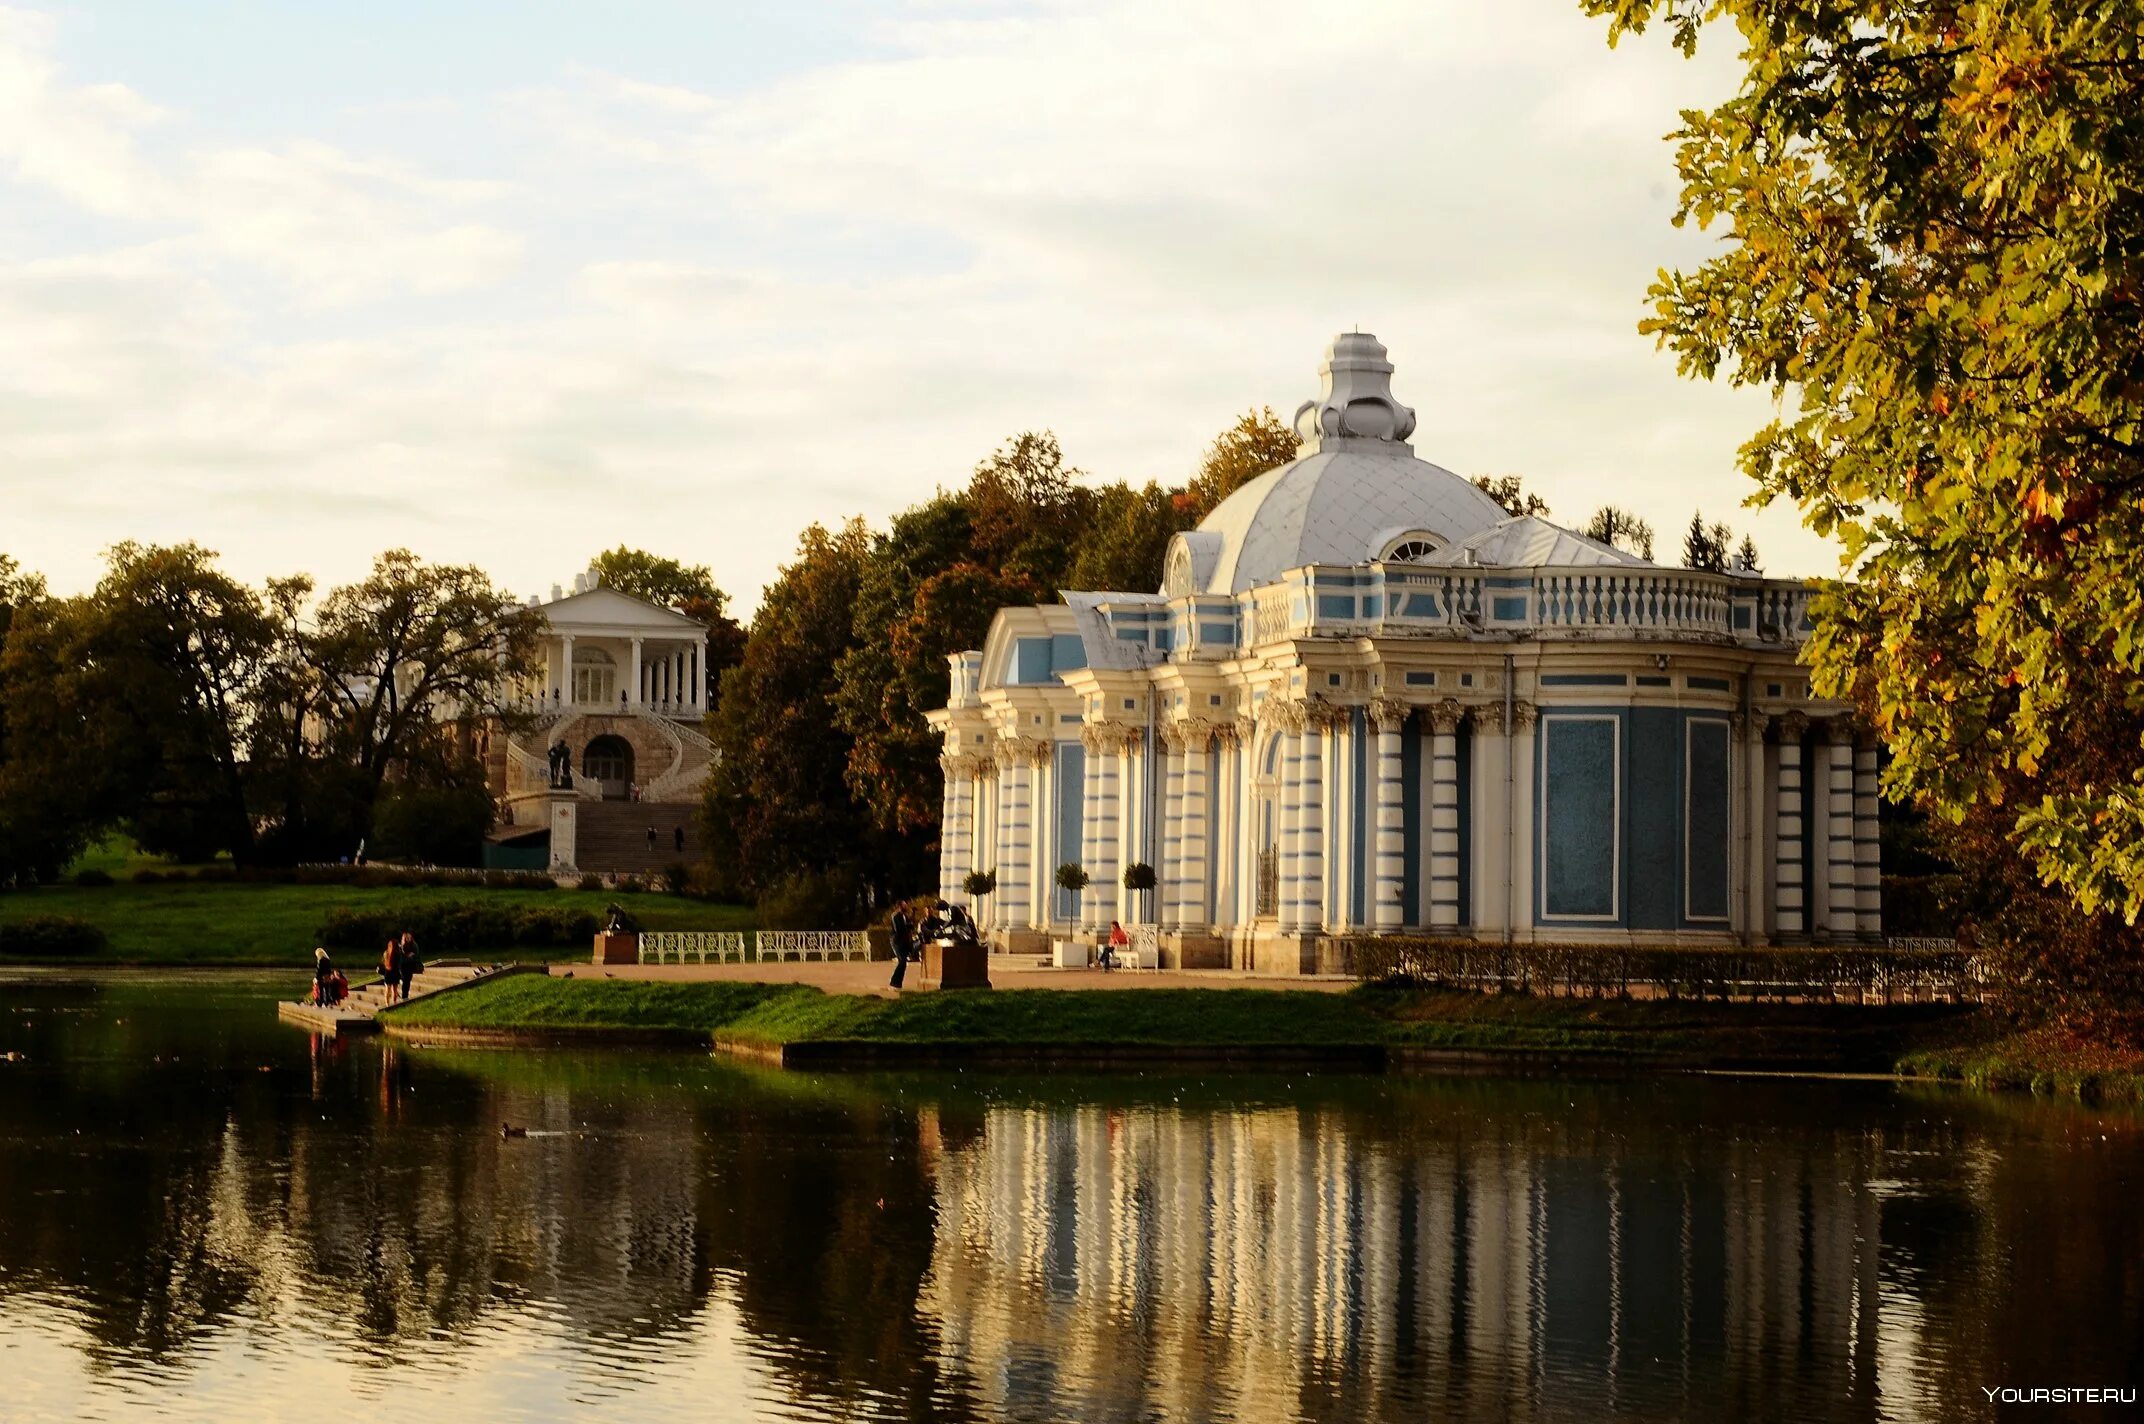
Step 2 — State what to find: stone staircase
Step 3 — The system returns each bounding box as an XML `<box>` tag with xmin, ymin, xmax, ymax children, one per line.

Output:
<box><xmin>572</xmin><ymin>800</ymin><xmax>703</xmax><ymax>876</ymax></box>
<box><xmin>277</xmin><ymin>960</ymin><xmax>527</xmax><ymax>1035</ymax></box>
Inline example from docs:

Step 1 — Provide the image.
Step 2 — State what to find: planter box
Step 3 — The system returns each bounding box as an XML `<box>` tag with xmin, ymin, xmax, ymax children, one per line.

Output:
<box><xmin>593</xmin><ymin>931</ymin><xmax>638</xmax><ymax>965</ymax></box>
<box><xmin>920</xmin><ymin>937</ymin><xmax>991</xmax><ymax>990</ymax></box>
<box><xmin>1051</xmin><ymin>940</ymin><xmax>1089</xmax><ymax>969</ymax></box>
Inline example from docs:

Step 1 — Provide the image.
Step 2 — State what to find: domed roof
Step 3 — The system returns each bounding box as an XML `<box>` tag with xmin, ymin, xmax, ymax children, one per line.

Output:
<box><xmin>1172</xmin><ymin>333</ymin><xmax>1508</xmax><ymax>595</ymax></box>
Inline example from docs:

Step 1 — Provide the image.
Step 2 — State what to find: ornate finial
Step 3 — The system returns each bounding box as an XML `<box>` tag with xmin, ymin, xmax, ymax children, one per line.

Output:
<box><xmin>1291</xmin><ymin>332</ymin><xmax>1418</xmax><ymax>454</ymax></box>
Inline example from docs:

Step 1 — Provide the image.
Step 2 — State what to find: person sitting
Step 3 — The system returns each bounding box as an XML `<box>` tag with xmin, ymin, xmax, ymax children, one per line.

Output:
<box><xmin>1101</xmin><ymin>919</ymin><xmax>1128</xmax><ymax>972</ymax></box>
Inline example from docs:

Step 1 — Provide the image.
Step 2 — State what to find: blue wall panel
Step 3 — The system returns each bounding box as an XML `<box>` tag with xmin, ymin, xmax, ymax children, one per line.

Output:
<box><xmin>1053</xmin><ymin>742</ymin><xmax>1085</xmax><ymax>921</ymax></box>
<box><xmin>1625</xmin><ymin>707</ymin><xmax>1682</xmax><ymax>930</ymax></box>
<box><xmin>1684</xmin><ymin>719</ymin><xmax>1731</xmax><ymax>922</ymax></box>
<box><xmin>1542</xmin><ymin>717</ymin><xmax>1618</xmax><ymax>919</ymax></box>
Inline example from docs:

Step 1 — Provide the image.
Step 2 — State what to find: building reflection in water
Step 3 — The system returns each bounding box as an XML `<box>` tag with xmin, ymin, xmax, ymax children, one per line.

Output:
<box><xmin>916</xmin><ymin>1093</ymin><xmax>1974</xmax><ymax>1422</ymax></box>
<box><xmin>1</xmin><ymin>975</ymin><xmax>2139</xmax><ymax>1424</ymax></box>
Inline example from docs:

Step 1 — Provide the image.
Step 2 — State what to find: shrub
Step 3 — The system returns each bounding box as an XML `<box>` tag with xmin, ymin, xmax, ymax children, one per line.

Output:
<box><xmin>757</xmin><ymin>866</ymin><xmax>870</xmax><ymax>930</ymax></box>
<box><xmin>962</xmin><ymin>869</ymin><xmax>997</xmax><ymax>898</ymax></box>
<box><xmin>659</xmin><ymin>862</ymin><xmax>691</xmax><ymax>894</ymax></box>
<box><xmin>315</xmin><ymin>900</ymin><xmax>598</xmax><ymax>955</ymax></box>
<box><xmin>1121</xmin><ymin>862</ymin><xmax>1156</xmax><ymax>891</ymax></box>
<box><xmin>576</xmin><ymin>874</ymin><xmax>604</xmax><ymax>892</ymax></box>
<box><xmin>130</xmin><ymin>869</ymin><xmax>166</xmax><ymax>885</ymax></box>
<box><xmin>617</xmin><ymin>876</ymin><xmax>644</xmax><ymax>894</ymax></box>
<box><xmin>0</xmin><ymin>916</ymin><xmax>108</xmax><ymax>957</ymax></box>
<box><xmin>72</xmin><ymin>869</ymin><xmax>113</xmax><ymax>888</ymax></box>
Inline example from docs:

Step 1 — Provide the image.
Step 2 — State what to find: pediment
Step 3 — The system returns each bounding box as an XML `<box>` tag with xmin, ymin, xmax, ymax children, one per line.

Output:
<box><xmin>540</xmin><ymin>586</ymin><xmax>707</xmax><ymax>631</ymax></box>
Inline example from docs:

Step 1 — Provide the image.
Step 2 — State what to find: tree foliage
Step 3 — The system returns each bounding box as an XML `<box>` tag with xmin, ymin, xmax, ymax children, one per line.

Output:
<box><xmin>1471</xmin><ymin>474</ymin><xmax>1553</xmax><ymax>518</ymax></box>
<box><xmin>589</xmin><ymin>546</ymin><xmax>746</xmax><ymax>699</ymax></box>
<box><xmin>1585</xmin><ymin>1</ymin><xmax>2144</xmax><ymax>928</ymax></box>
<box><xmin>1181</xmin><ymin>407</ymin><xmax>1298</xmax><ymax>521</ymax></box>
<box><xmin>1679</xmin><ymin>511</ymin><xmax>1749</xmax><ymax>572</ymax></box>
<box><xmin>1583</xmin><ymin>504</ymin><xmax>1657</xmax><ymax>560</ymax></box>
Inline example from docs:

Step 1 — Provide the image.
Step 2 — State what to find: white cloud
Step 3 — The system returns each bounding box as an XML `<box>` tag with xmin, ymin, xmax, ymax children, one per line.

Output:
<box><xmin>0</xmin><ymin>0</ymin><xmax>1830</xmax><ymax>609</ymax></box>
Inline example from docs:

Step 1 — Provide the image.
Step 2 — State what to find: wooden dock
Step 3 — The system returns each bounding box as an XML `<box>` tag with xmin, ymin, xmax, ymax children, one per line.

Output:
<box><xmin>277</xmin><ymin>961</ymin><xmax>532</xmax><ymax>1035</ymax></box>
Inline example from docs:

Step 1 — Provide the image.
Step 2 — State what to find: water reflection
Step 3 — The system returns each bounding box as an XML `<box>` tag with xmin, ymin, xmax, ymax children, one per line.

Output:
<box><xmin>0</xmin><ymin>972</ymin><xmax>2138</xmax><ymax>1423</ymax></box>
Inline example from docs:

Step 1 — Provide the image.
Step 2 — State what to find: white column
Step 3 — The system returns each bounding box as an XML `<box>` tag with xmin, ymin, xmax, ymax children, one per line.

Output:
<box><xmin>1428</xmin><ymin>699</ymin><xmax>1463</xmax><ymax>932</ymax></box>
<box><xmin>1774</xmin><ymin>711</ymin><xmax>1808</xmax><ymax>939</ymax></box>
<box><xmin>1028</xmin><ymin>747</ymin><xmax>1052</xmax><ymax>933</ymax></box>
<box><xmin>628</xmin><ymin>637</ymin><xmax>643</xmax><ymax>709</ymax></box>
<box><xmin>559</xmin><ymin>635</ymin><xmax>574</xmax><ymax>706</ymax></box>
<box><xmin>939</xmin><ymin>755</ymin><xmax>960</xmax><ymax>904</ymax></box>
<box><xmin>1278</xmin><ymin>723</ymin><xmax>1306</xmax><ymax>934</ymax></box>
<box><xmin>1371</xmin><ymin>699</ymin><xmax>1407</xmax><ymax>931</ymax></box>
<box><xmin>1212</xmin><ymin>729</ymin><xmax>1238</xmax><ymax>931</ymax></box>
<box><xmin>1296</xmin><ymin>712</ymin><xmax>1327</xmax><ymax>934</ymax></box>
<box><xmin>1825</xmin><ymin>721</ymin><xmax>1858</xmax><ymax>941</ymax></box>
<box><xmin>1158</xmin><ymin>730</ymin><xmax>1185</xmax><ymax>928</ymax></box>
<box><xmin>1079</xmin><ymin>730</ymin><xmax>1104</xmax><ymax>932</ymax></box>
<box><xmin>1739</xmin><ymin>713</ymin><xmax>1768</xmax><ymax>944</ymax></box>
<box><xmin>1179</xmin><ymin>726</ymin><xmax>1211</xmax><ymax>931</ymax></box>
<box><xmin>1854</xmin><ymin>734</ymin><xmax>1882</xmax><ymax>941</ymax></box>
<box><xmin>981</xmin><ymin>764</ymin><xmax>1002</xmax><ymax>926</ymax></box>
<box><xmin>1471</xmin><ymin>703</ymin><xmax>1508</xmax><ymax>938</ymax></box>
<box><xmin>1123</xmin><ymin>741</ymin><xmax>1146</xmax><ymax>923</ymax></box>
<box><xmin>1004</xmin><ymin>750</ymin><xmax>1032</xmax><ymax>931</ymax></box>
<box><xmin>1095</xmin><ymin>735</ymin><xmax>1123</xmax><ymax>926</ymax></box>
<box><xmin>1509</xmin><ymin>702</ymin><xmax>1537</xmax><ymax>938</ymax></box>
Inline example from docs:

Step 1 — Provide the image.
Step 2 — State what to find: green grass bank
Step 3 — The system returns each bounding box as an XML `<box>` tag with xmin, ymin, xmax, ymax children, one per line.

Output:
<box><xmin>382</xmin><ymin>975</ymin><xmax>2019</xmax><ymax>1080</ymax></box>
<box><xmin>0</xmin><ymin>881</ymin><xmax>753</xmax><ymax>965</ymax></box>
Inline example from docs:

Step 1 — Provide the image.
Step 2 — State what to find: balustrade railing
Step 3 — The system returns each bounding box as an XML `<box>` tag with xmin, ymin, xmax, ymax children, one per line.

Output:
<box><xmin>1341</xmin><ymin>937</ymin><xmax>1980</xmax><ymax>1003</ymax></box>
<box><xmin>638</xmin><ymin>932</ymin><xmax>748</xmax><ymax>965</ymax></box>
<box><xmin>635</xmin><ymin>930</ymin><xmax>870</xmax><ymax>964</ymax></box>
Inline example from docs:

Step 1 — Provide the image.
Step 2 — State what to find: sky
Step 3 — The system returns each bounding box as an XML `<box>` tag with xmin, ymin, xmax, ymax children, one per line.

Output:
<box><xmin>0</xmin><ymin>0</ymin><xmax>1828</xmax><ymax>609</ymax></box>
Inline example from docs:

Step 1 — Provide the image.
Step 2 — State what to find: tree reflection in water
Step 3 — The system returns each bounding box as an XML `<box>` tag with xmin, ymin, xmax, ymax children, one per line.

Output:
<box><xmin>0</xmin><ymin>972</ymin><xmax>2137</xmax><ymax>1423</ymax></box>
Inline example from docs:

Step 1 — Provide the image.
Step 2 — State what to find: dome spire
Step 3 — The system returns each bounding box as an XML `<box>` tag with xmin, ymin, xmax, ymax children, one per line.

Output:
<box><xmin>1292</xmin><ymin>331</ymin><xmax>1418</xmax><ymax>454</ymax></box>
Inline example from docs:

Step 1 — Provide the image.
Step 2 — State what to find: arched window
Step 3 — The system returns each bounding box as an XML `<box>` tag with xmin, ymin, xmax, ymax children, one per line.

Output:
<box><xmin>1162</xmin><ymin>542</ymin><xmax>1194</xmax><ymax>598</ymax></box>
<box><xmin>1378</xmin><ymin>531</ymin><xmax>1446</xmax><ymax>564</ymax></box>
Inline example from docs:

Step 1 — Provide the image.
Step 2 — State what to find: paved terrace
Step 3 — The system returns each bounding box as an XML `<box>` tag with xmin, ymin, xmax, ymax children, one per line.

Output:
<box><xmin>551</xmin><ymin>958</ymin><xmax>1358</xmax><ymax>997</ymax></box>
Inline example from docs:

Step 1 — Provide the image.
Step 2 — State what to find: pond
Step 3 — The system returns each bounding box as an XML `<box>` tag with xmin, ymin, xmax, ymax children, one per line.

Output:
<box><xmin>0</xmin><ymin>970</ymin><xmax>2137</xmax><ymax>1423</ymax></box>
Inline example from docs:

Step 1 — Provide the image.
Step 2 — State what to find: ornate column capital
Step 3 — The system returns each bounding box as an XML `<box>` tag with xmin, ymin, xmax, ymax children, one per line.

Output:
<box><xmin>1508</xmin><ymin>699</ymin><xmax>1538</xmax><ymax>733</ymax></box>
<box><xmin>1822</xmin><ymin>716</ymin><xmax>1858</xmax><ymax>745</ymax></box>
<box><xmin>1427</xmin><ymin>697</ymin><xmax>1465</xmax><ymax>734</ymax></box>
<box><xmin>1366</xmin><ymin>695</ymin><xmax>1410</xmax><ymax>734</ymax></box>
<box><xmin>1000</xmin><ymin>734</ymin><xmax>1051</xmax><ymax>769</ymax></box>
<box><xmin>1080</xmin><ymin>719</ymin><xmax>1135</xmax><ymax>754</ymax></box>
<box><xmin>1470</xmin><ymin>701</ymin><xmax>1506</xmax><ymax>734</ymax></box>
<box><xmin>1174</xmin><ymin>716</ymin><xmax>1215</xmax><ymax>752</ymax></box>
<box><xmin>972</xmin><ymin>753</ymin><xmax>998</xmax><ymax>779</ymax></box>
<box><xmin>1301</xmin><ymin>698</ymin><xmax>1346</xmax><ymax>731</ymax></box>
<box><xmin>1778</xmin><ymin>709</ymin><xmax>1811</xmax><ymax>741</ymax></box>
<box><xmin>1268</xmin><ymin>698</ymin><xmax>1307</xmax><ymax>734</ymax></box>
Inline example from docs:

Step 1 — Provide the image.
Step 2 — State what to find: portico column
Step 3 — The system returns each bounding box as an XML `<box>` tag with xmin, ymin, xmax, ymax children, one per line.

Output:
<box><xmin>1094</xmin><ymin>730</ymin><xmax>1123</xmax><ymax>928</ymax></box>
<box><xmin>1160</xmin><ymin>727</ymin><xmax>1187</xmax><ymax>929</ymax></box>
<box><xmin>559</xmin><ymin>635</ymin><xmax>574</xmax><ymax>705</ymax></box>
<box><xmin>1233</xmin><ymin>718</ymin><xmax>1260</xmax><ymax>930</ymax></box>
<box><xmin>1854</xmin><ymin>733</ymin><xmax>1882</xmax><ymax>941</ymax></box>
<box><xmin>1027</xmin><ymin>743</ymin><xmax>1052</xmax><ymax>933</ymax></box>
<box><xmin>1296</xmin><ymin>707</ymin><xmax>1329</xmax><ymax>935</ymax></box>
<box><xmin>1369</xmin><ymin>698</ymin><xmax>1408</xmax><ymax>931</ymax></box>
<box><xmin>939</xmin><ymin>755</ymin><xmax>961</xmax><ymax>904</ymax></box>
<box><xmin>1774</xmin><ymin>711</ymin><xmax>1809</xmax><ymax>939</ymax></box>
<box><xmin>1509</xmin><ymin>701</ymin><xmax>1537</xmax><ymax>938</ymax></box>
<box><xmin>629</xmin><ymin>637</ymin><xmax>643</xmax><ymax>709</ymax></box>
<box><xmin>1824</xmin><ymin>721</ymin><xmax>1859</xmax><ymax>941</ymax></box>
<box><xmin>1078</xmin><ymin>729</ymin><xmax>1103</xmax><ymax>932</ymax></box>
<box><xmin>1737</xmin><ymin>712</ymin><xmax>1767</xmax><ymax>944</ymax></box>
<box><xmin>1277</xmin><ymin>711</ymin><xmax>1306</xmax><ymax>934</ymax></box>
<box><xmin>1427</xmin><ymin>698</ymin><xmax>1464</xmax><ymax>933</ymax></box>
<box><xmin>1470</xmin><ymin>703</ymin><xmax>1509</xmax><ymax>937</ymax></box>
<box><xmin>1178</xmin><ymin>723</ymin><xmax>1212</xmax><ymax>931</ymax></box>
<box><xmin>1004</xmin><ymin>743</ymin><xmax>1034</xmax><ymax>932</ymax></box>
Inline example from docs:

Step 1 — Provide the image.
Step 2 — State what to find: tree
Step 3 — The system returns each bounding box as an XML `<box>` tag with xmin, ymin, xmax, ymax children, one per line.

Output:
<box><xmin>1680</xmin><ymin>511</ymin><xmax>1741</xmax><ymax>573</ymax></box>
<box><xmin>1583</xmin><ymin>505</ymin><xmax>1656</xmax><ymax>560</ymax></box>
<box><xmin>1736</xmin><ymin>533</ymin><xmax>1762</xmax><ymax>573</ymax></box>
<box><xmin>1064</xmin><ymin>481</ymin><xmax>1187</xmax><ymax>592</ymax></box>
<box><xmin>0</xmin><ymin>589</ymin><xmax>107</xmax><ymax>884</ymax></box>
<box><xmin>1181</xmin><ymin>407</ymin><xmax>1298</xmax><ymax>521</ymax></box>
<box><xmin>1471</xmin><ymin>475</ymin><xmax>1553</xmax><ymax>518</ymax></box>
<box><xmin>303</xmin><ymin>550</ymin><xmax>544</xmax><ymax>846</ymax></box>
<box><xmin>707</xmin><ymin>519</ymin><xmax>905</xmax><ymax>905</ymax></box>
<box><xmin>1583</xmin><ymin>2</ymin><xmax>2144</xmax><ymax>929</ymax></box>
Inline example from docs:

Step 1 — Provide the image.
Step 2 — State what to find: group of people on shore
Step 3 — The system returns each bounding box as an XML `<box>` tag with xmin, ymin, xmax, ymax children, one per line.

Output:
<box><xmin>886</xmin><ymin>899</ymin><xmax>978</xmax><ymax>989</ymax></box>
<box><xmin>309</xmin><ymin>931</ymin><xmax>423</xmax><ymax>1008</ymax></box>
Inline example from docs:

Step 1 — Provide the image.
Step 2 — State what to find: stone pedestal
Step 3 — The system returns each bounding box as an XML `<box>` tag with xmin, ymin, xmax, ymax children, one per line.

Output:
<box><xmin>920</xmin><ymin>937</ymin><xmax>991</xmax><ymax>990</ymax></box>
<box><xmin>547</xmin><ymin>788</ymin><xmax>580</xmax><ymax>875</ymax></box>
<box><xmin>593</xmin><ymin>931</ymin><xmax>637</xmax><ymax>965</ymax></box>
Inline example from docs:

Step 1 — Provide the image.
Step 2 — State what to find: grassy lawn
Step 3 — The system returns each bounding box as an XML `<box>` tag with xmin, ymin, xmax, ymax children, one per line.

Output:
<box><xmin>1896</xmin><ymin>1024</ymin><xmax>2144</xmax><ymax>1104</ymax></box>
<box><xmin>383</xmin><ymin>975</ymin><xmax>1993</xmax><ymax>1074</ymax></box>
<box><xmin>0</xmin><ymin>881</ymin><xmax>753</xmax><ymax>965</ymax></box>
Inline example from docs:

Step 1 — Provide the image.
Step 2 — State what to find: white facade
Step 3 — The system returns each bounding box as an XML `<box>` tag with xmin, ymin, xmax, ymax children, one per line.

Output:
<box><xmin>927</xmin><ymin>334</ymin><xmax>1872</xmax><ymax>972</ymax></box>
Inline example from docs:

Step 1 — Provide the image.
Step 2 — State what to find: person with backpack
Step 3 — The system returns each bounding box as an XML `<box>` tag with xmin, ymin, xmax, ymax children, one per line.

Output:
<box><xmin>395</xmin><ymin>932</ymin><xmax>422</xmax><ymax>1000</ymax></box>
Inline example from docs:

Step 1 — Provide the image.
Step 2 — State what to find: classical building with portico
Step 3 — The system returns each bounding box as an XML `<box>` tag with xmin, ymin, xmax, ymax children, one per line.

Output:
<box><xmin>482</xmin><ymin>568</ymin><xmax>716</xmax><ymax>873</ymax></box>
<box><xmin>926</xmin><ymin>333</ymin><xmax>1878</xmax><ymax>972</ymax></box>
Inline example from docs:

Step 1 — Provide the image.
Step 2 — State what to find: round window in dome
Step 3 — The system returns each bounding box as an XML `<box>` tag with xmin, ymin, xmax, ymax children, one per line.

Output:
<box><xmin>1378</xmin><ymin>531</ymin><xmax>1446</xmax><ymax>564</ymax></box>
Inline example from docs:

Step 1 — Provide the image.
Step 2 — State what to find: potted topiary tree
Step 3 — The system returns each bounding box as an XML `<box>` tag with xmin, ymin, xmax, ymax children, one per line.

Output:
<box><xmin>1053</xmin><ymin>863</ymin><xmax>1090</xmax><ymax>967</ymax></box>
<box><xmin>1121</xmin><ymin>861</ymin><xmax>1156</xmax><ymax>926</ymax></box>
<box><xmin>962</xmin><ymin>868</ymin><xmax>997</xmax><ymax>901</ymax></box>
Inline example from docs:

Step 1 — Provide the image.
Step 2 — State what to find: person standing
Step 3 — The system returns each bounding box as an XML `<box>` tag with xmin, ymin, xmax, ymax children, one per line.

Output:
<box><xmin>673</xmin><ymin>825</ymin><xmax>686</xmax><ymax>855</ymax></box>
<box><xmin>646</xmin><ymin>824</ymin><xmax>658</xmax><ymax>855</ymax></box>
<box><xmin>379</xmin><ymin>938</ymin><xmax>401</xmax><ymax>1003</ymax></box>
<box><xmin>889</xmin><ymin>902</ymin><xmax>915</xmax><ymax>990</ymax></box>
<box><xmin>313</xmin><ymin>948</ymin><xmax>337</xmax><ymax>1006</ymax></box>
<box><xmin>396</xmin><ymin>931</ymin><xmax>421</xmax><ymax>1001</ymax></box>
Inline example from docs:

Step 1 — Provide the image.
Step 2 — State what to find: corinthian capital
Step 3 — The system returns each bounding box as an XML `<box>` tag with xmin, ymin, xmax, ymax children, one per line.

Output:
<box><xmin>1366</xmin><ymin>696</ymin><xmax>1410</xmax><ymax>734</ymax></box>
<box><xmin>1778</xmin><ymin>710</ymin><xmax>1810</xmax><ymax>741</ymax></box>
<box><xmin>1509</xmin><ymin>699</ymin><xmax>1538</xmax><ymax>732</ymax></box>
<box><xmin>1427</xmin><ymin>697</ymin><xmax>1465</xmax><ymax>734</ymax></box>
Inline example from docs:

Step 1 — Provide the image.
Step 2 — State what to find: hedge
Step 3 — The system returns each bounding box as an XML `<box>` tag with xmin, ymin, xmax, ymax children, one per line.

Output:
<box><xmin>0</xmin><ymin>916</ymin><xmax>109</xmax><ymax>957</ymax></box>
<box><xmin>316</xmin><ymin>900</ymin><xmax>599</xmax><ymax>955</ymax></box>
